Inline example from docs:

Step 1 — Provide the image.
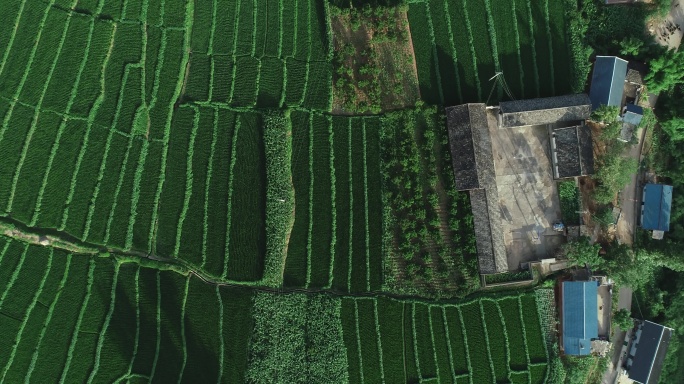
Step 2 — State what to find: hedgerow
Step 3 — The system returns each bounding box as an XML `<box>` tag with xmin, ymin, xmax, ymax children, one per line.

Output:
<box><xmin>262</xmin><ymin>110</ymin><xmax>294</xmax><ymax>287</ymax></box>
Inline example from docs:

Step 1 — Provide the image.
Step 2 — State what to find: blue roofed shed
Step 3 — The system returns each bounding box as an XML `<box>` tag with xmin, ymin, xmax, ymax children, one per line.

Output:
<box><xmin>641</xmin><ymin>184</ymin><xmax>673</xmax><ymax>231</ymax></box>
<box><xmin>619</xmin><ymin>104</ymin><xmax>644</xmax><ymax>142</ymax></box>
<box><xmin>589</xmin><ymin>56</ymin><xmax>628</xmax><ymax>110</ymax></box>
<box><xmin>562</xmin><ymin>281</ymin><xmax>599</xmax><ymax>356</ymax></box>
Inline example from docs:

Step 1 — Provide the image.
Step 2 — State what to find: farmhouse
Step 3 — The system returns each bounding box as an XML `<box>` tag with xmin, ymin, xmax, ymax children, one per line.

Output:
<box><xmin>446</xmin><ymin>104</ymin><xmax>507</xmax><ymax>274</ymax></box>
<box><xmin>549</xmin><ymin>124</ymin><xmax>595</xmax><ymax>179</ymax></box>
<box><xmin>640</xmin><ymin>183</ymin><xmax>673</xmax><ymax>239</ymax></box>
<box><xmin>497</xmin><ymin>94</ymin><xmax>592</xmax><ymax>128</ymax></box>
<box><xmin>560</xmin><ymin>281</ymin><xmax>599</xmax><ymax>356</ymax></box>
<box><xmin>625</xmin><ymin>321</ymin><xmax>673</xmax><ymax>384</ymax></box>
<box><xmin>589</xmin><ymin>56</ymin><xmax>629</xmax><ymax>110</ymax></box>
<box><xmin>446</xmin><ymin>94</ymin><xmax>596</xmax><ymax>276</ymax></box>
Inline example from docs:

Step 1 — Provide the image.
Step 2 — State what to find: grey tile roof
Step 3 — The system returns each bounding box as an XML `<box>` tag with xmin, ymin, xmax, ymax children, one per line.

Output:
<box><xmin>578</xmin><ymin>124</ymin><xmax>594</xmax><ymax>175</ymax></box>
<box><xmin>628</xmin><ymin>321</ymin><xmax>673</xmax><ymax>384</ymax></box>
<box><xmin>498</xmin><ymin>94</ymin><xmax>592</xmax><ymax>128</ymax></box>
<box><xmin>447</xmin><ymin>103</ymin><xmax>507</xmax><ymax>274</ymax></box>
<box><xmin>551</xmin><ymin>124</ymin><xmax>594</xmax><ymax>178</ymax></box>
<box><xmin>554</xmin><ymin>127</ymin><xmax>582</xmax><ymax>178</ymax></box>
<box><xmin>446</xmin><ymin>104</ymin><xmax>495</xmax><ymax>191</ymax></box>
<box><xmin>470</xmin><ymin>188</ymin><xmax>507</xmax><ymax>275</ymax></box>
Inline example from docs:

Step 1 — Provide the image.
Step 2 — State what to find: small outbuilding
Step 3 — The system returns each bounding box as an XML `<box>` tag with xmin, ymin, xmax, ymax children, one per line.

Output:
<box><xmin>589</xmin><ymin>56</ymin><xmax>629</xmax><ymax>110</ymax></box>
<box><xmin>626</xmin><ymin>321</ymin><xmax>673</xmax><ymax>384</ymax></box>
<box><xmin>640</xmin><ymin>184</ymin><xmax>673</xmax><ymax>234</ymax></box>
<box><xmin>619</xmin><ymin>104</ymin><xmax>644</xmax><ymax>142</ymax></box>
<box><xmin>561</xmin><ymin>281</ymin><xmax>599</xmax><ymax>356</ymax></box>
<box><xmin>497</xmin><ymin>94</ymin><xmax>592</xmax><ymax>128</ymax></box>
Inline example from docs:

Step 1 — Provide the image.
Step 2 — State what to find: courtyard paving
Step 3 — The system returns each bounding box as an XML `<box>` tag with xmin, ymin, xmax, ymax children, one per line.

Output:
<box><xmin>486</xmin><ymin>109</ymin><xmax>565</xmax><ymax>270</ymax></box>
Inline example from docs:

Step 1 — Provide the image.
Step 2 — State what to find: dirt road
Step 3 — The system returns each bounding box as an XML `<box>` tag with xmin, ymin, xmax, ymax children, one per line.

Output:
<box><xmin>615</xmin><ymin>126</ymin><xmax>647</xmax><ymax>245</ymax></box>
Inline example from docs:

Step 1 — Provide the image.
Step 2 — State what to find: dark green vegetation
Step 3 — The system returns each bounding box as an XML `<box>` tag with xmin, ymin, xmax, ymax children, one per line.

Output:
<box><xmin>0</xmin><ymin>238</ymin><xmax>556</xmax><ymax>383</ymax></box>
<box><xmin>0</xmin><ymin>0</ymin><xmax>582</xmax><ymax>381</ymax></box>
<box><xmin>484</xmin><ymin>270</ymin><xmax>534</xmax><ymax>285</ymax></box>
<box><xmin>406</xmin><ymin>0</ymin><xmax>576</xmax><ymax>105</ymax></box>
<box><xmin>381</xmin><ymin>107</ymin><xmax>479</xmax><ymax>297</ymax></box>
<box><xmin>558</xmin><ymin>180</ymin><xmax>581</xmax><ymax>226</ymax></box>
<box><xmin>284</xmin><ymin>113</ymin><xmax>384</xmax><ymax>292</ymax></box>
<box><xmin>0</xmin><ymin>238</ymin><xmax>253</xmax><ymax>383</ymax></box>
<box><xmin>340</xmin><ymin>294</ymin><xmax>550</xmax><ymax>384</ymax></box>
<box><xmin>246</xmin><ymin>292</ymin><xmax>349</xmax><ymax>383</ymax></box>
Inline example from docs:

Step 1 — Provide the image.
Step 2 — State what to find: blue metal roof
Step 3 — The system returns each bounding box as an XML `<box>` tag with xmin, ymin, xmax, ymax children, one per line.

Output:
<box><xmin>641</xmin><ymin>184</ymin><xmax>673</xmax><ymax>231</ymax></box>
<box><xmin>623</xmin><ymin>104</ymin><xmax>644</xmax><ymax>126</ymax></box>
<box><xmin>562</xmin><ymin>281</ymin><xmax>598</xmax><ymax>356</ymax></box>
<box><xmin>589</xmin><ymin>56</ymin><xmax>628</xmax><ymax>110</ymax></box>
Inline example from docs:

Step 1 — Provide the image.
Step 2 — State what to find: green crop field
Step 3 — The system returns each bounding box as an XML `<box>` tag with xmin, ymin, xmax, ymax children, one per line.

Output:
<box><xmin>0</xmin><ymin>0</ymin><xmax>579</xmax><ymax>381</ymax></box>
<box><xmin>0</xmin><ymin>238</ymin><xmax>553</xmax><ymax>383</ymax></box>
<box><xmin>340</xmin><ymin>294</ymin><xmax>551</xmax><ymax>384</ymax></box>
<box><xmin>407</xmin><ymin>0</ymin><xmax>574</xmax><ymax>105</ymax></box>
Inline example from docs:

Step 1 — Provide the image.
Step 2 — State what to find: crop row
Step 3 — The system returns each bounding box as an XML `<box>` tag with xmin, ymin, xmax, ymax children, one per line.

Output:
<box><xmin>380</xmin><ymin>107</ymin><xmax>479</xmax><ymax>298</ymax></box>
<box><xmin>340</xmin><ymin>293</ymin><xmax>552</xmax><ymax>383</ymax></box>
<box><xmin>155</xmin><ymin>107</ymin><xmax>268</xmax><ymax>282</ymax></box>
<box><xmin>407</xmin><ymin>0</ymin><xmax>573</xmax><ymax>104</ymax></box>
<box><xmin>0</xmin><ymin>0</ymin><xmax>330</xmax><ymax>283</ymax></box>
<box><xmin>0</xmin><ymin>238</ymin><xmax>255</xmax><ymax>382</ymax></box>
<box><xmin>283</xmin><ymin>113</ymin><xmax>383</xmax><ymax>293</ymax></box>
<box><xmin>184</xmin><ymin>0</ymin><xmax>332</xmax><ymax>110</ymax></box>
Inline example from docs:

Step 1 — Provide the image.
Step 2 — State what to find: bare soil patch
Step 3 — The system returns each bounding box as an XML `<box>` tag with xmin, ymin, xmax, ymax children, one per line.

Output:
<box><xmin>330</xmin><ymin>7</ymin><xmax>419</xmax><ymax>114</ymax></box>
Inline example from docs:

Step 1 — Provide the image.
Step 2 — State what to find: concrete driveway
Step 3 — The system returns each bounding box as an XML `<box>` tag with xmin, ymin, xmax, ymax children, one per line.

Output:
<box><xmin>602</xmin><ymin>287</ymin><xmax>634</xmax><ymax>384</ymax></box>
<box><xmin>486</xmin><ymin>111</ymin><xmax>564</xmax><ymax>270</ymax></box>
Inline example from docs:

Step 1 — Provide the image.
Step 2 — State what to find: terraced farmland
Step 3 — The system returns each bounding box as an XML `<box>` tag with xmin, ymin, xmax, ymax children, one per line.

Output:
<box><xmin>284</xmin><ymin>112</ymin><xmax>383</xmax><ymax>292</ymax></box>
<box><xmin>0</xmin><ymin>238</ymin><xmax>254</xmax><ymax>383</ymax></box>
<box><xmin>0</xmin><ymin>0</ymin><xmax>576</xmax><ymax>381</ymax></box>
<box><xmin>341</xmin><ymin>294</ymin><xmax>551</xmax><ymax>384</ymax></box>
<box><xmin>0</xmin><ymin>238</ymin><xmax>552</xmax><ymax>382</ymax></box>
<box><xmin>408</xmin><ymin>0</ymin><xmax>573</xmax><ymax>105</ymax></box>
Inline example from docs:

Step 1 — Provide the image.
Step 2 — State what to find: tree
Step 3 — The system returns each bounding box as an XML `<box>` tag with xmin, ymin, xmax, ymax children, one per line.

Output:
<box><xmin>613</xmin><ymin>308</ymin><xmax>634</xmax><ymax>330</ymax></box>
<box><xmin>591</xmin><ymin>105</ymin><xmax>620</xmax><ymax>125</ymax></box>
<box><xmin>661</xmin><ymin>117</ymin><xmax>684</xmax><ymax>142</ymax></box>
<box><xmin>618</xmin><ymin>37</ymin><xmax>645</xmax><ymax>59</ymax></box>
<box><xmin>561</xmin><ymin>237</ymin><xmax>603</xmax><ymax>268</ymax></box>
<box><xmin>644</xmin><ymin>49</ymin><xmax>684</xmax><ymax>94</ymax></box>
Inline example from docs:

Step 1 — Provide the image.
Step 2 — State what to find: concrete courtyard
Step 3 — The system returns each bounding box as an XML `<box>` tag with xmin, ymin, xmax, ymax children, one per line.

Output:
<box><xmin>486</xmin><ymin>109</ymin><xmax>565</xmax><ymax>270</ymax></box>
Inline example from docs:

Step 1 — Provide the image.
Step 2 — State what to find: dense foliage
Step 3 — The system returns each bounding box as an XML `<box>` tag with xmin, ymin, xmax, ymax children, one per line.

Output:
<box><xmin>558</xmin><ymin>180</ymin><xmax>581</xmax><ymax>226</ymax></box>
<box><xmin>380</xmin><ymin>107</ymin><xmax>479</xmax><ymax>298</ymax></box>
<box><xmin>262</xmin><ymin>111</ymin><xmax>294</xmax><ymax>286</ymax></box>
<box><xmin>246</xmin><ymin>292</ymin><xmax>349</xmax><ymax>384</ymax></box>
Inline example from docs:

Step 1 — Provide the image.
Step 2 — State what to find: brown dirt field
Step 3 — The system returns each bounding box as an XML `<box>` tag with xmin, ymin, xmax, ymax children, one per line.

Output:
<box><xmin>330</xmin><ymin>9</ymin><xmax>419</xmax><ymax>114</ymax></box>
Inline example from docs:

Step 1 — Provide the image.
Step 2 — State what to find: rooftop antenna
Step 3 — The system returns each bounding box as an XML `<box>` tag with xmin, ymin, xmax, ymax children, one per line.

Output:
<box><xmin>486</xmin><ymin>72</ymin><xmax>516</xmax><ymax>105</ymax></box>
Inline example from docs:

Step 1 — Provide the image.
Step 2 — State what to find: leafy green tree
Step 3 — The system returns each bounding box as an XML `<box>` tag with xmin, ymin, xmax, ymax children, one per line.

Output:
<box><xmin>644</xmin><ymin>49</ymin><xmax>684</xmax><ymax>94</ymax></box>
<box><xmin>561</xmin><ymin>237</ymin><xmax>603</xmax><ymax>268</ymax></box>
<box><xmin>593</xmin><ymin>144</ymin><xmax>639</xmax><ymax>205</ymax></box>
<box><xmin>591</xmin><ymin>105</ymin><xmax>620</xmax><ymax>125</ymax></box>
<box><xmin>618</xmin><ymin>37</ymin><xmax>646</xmax><ymax>59</ymax></box>
<box><xmin>613</xmin><ymin>308</ymin><xmax>634</xmax><ymax>330</ymax></box>
<box><xmin>661</xmin><ymin>117</ymin><xmax>684</xmax><ymax>142</ymax></box>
